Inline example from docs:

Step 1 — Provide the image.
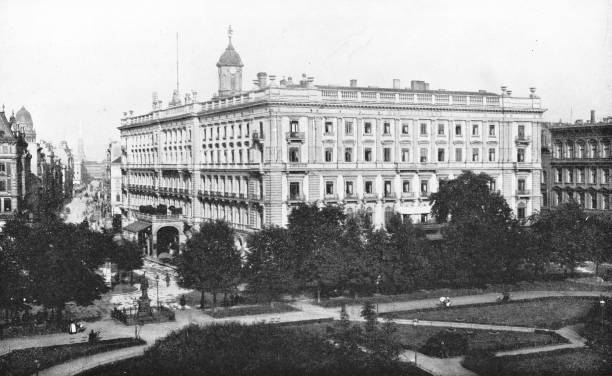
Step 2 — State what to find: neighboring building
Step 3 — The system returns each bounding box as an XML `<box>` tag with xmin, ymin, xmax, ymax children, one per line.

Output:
<box><xmin>0</xmin><ymin>106</ymin><xmax>35</xmax><ymax>223</ymax></box>
<box><xmin>542</xmin><ymin>111</ymin><xmax>612</xmax><ymax>211</ymax></box>
<box><xmin>83</xmin><ymin>160</ymin><xmax>106</xmax><ymax>181</ymax></box>
<box><xmin>55</xmin><ymin>141</ymin><xmax>75</xmax><ymax>199</ymax></box>
<box><xmin>102</xmin><ymin>141</ymin><xmax>122</xmax><ymax>222</ymax></box>
<box><xmin>74</xmin><ymin>137</ymin><xmax>84</xmax><ymax>187</ymax></box>
<box><xmin>118</xmin><ymin>29</ymin><xmax>546</xmax><ymax>256</ymax></box>
<box><xmin>14</xmin><ymin>106</ymin><xmax>37</xmax><ymax>176</ymax></box>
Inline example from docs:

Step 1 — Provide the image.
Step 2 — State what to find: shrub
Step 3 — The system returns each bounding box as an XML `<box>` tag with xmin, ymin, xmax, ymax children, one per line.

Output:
<box><xmin>420</xmin><ymin>330</ymin><xmax>468</xmax><ymax>357</ymax></box>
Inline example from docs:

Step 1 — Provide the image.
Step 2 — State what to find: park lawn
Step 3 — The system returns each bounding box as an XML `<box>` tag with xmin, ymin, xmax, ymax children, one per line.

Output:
<box><xmin>317</xmin><ymin>280</ymin><xmax>612</xmax><ymax>308</ymax></box>
<box><xmin>0</xmin><ymin>337</ymin><xmax>145</xmax><ymax>376</ymax></box>
<box><xmin>206</xmin><ymin>302</ymin><xmax>298</xmax><ymax>318</ymax></box>
<box><xmin>384</xmin><ymin>297</ymin><xmax>596</xmax><ymax>329</ymax></box>
<box><xmin>462</xmin><ymin>347</ymin><xmax>612</xmax><ymax>376</ymax></box>
<box><xmin>288</xmin><ymin>322</ymin><xmax>566</xmax><ymax>355</ymax></box>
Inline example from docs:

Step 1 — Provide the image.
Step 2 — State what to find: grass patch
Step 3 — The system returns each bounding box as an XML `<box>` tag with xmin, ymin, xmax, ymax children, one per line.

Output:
<box><xmin>317</xmin><ymin>280</ymin><xmax>612</xmax><ymax>308</ymax></box>
<box><xmin>287</xmin><ymin>322</ymin><xmax>566</xmax><ymax>357</ymax></box>
<box><xmin>463</xmin><ymin>347</ymin><xmax>612</xmax><ymax>376</ymax></box>
<box><xmin>206</xmin><ymin>302</ymin><xmax>298</xmax><ymax>318</ymax></box>
<box><xmin>0</xmin><ymin>337</ymin><xmax>145</xmax><ymax>376</ymax></box>
<box><xmin>382</xmin><ymin>297</ymin><xmax>596</xmax><ymax>329</ymax></box>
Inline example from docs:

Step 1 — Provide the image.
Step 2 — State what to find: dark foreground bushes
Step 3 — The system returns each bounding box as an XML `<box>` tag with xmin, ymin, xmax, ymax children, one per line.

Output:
<box><xmin>80</xmin><ymin>323</ymin><xmax>430</xmax><ymax>376</ymax></box>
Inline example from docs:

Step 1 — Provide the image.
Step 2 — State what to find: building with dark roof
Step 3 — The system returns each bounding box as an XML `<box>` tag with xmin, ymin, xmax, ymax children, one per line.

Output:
<box><xmin>118</xmin><ymin>28</ymin><xmax>546</xmax><ymax>256</ymax></box>
<box><xmin>542</xmin><ymin>111</ymin><xmax>612</xmax><ymax>211</ymax></box>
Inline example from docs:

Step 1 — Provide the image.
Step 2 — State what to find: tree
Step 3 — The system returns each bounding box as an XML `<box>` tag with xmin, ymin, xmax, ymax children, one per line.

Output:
<box><xmin>337</xmin><ymin>214</ymin><xmax>378</xmax><ymax>298</ymax></box>
<box><xmin>176</xmin><ymin>221</ymin><xmax>241</xmax><ymax>311</ymax></box>
<box><xmin>244</xmin><ymin>226</ymin><xmax>295</xmax><ymax>304</ymax></box>
<box><xmin>431</xmin><ymin>172</ymin><xmax>522</xmax><ymax>287</ymax></box>
<box><xmin>288</xmin><ymin>204</ymin><xmax>345</xmax><ymax>302</ymax></box>
<box><xmin>430</xmin><ymin>171</ymin><xmax>512</xmax><ymax>224</ymax></box>
<box><xmin>381</xmin><ymin>215</ymin><xmax>432</xmax><ymax>292</ymax></box>
<box><xmin>530</xmin><ymin>203</ymin><xmax>589</xmax><ymax>276</ymax></box>
<box><xmin>111</xmin><ymin>239</ymin><xmax>144</xmax><ymax>284</ymax></box>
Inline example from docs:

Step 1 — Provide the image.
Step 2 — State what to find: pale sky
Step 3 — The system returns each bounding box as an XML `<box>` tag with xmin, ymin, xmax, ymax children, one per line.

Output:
<box><xmin>1</xmin><ymin>0</ymin><xmax>611</xmax><ymax>160</ymax></box>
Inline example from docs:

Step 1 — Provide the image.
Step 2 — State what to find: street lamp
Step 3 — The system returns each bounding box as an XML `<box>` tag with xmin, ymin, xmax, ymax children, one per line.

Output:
<box><xmin>600</xmin><ymin>299</ymin><xmax>606</xmax><ymax>332</ymax></box>
<box><xmin>413</xmin><ymin>319</ymin><xmax>418</xmax><ymax>365</ymax></box>
<box><xmin>155</xmin><ymin>274</ymin><xmax>160</xmax><ymax>310</ymax></box>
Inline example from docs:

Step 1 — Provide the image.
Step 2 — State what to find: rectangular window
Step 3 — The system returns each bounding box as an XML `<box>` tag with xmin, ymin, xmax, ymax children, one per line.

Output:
<box><xmin>324</xmin><ymin>148</ymin><xmax>333</xmax><ymax>162</ymax></box>
<box><xmin>0</xmin><ymin>163</ymin><xmax>5</xmax><ymax>173</ymax></box>
<box><xmin>517</xmin><ymin>148</ymin><xmax>525</xmax><ymax>162</ymax></box>
<box><xmin>324</xmin><ymin>121</ymin><xmax>333</xmax><ymax>135</ymax></box>
<box><xmin>567</xmin><ymin>169</ymin><xmax>573</xmax><ymax>183</ymax></box>
<box><xmin>455</xmin><ymin>124</ymin><xmax>462</xmax><ymax>136</ymax></box>
<box><xmin>420</xmin><ymin>180</ymin><xmax>429</xmax><ymax>194</ymax></box>
<box><xmin>437</xmin><ymin>148</ymin><xmax>445</xmax><ymax>162</ymax></box>
<box><xmin>489</xmin><ymin>124</ymin><xmax>495</xmax><ymax>136</ymax></box>
<box><xmin>472</xmin><ymin>148</ymin><xmax>479</xmax><ymax>162</ymax></box>
<box><xmin>289</xmin><ymin>182</ymin><xmax>301</xmax><ymax>200</ymax></box>
<box><xmin>489</xmin><ymin>148</ymin><xmax>496</xmax><ymax>162</ymax></box>
<box><xmin>384</xmin><ymin>180</ymin><xmax>392</xmax><ymax>197</ymax></box>
<box><xmin>325</xmin><ymin>181</ymin><xmax>334</xmax><ymax>195</ymax></box>
<box><xmin>556</xmin><ymin>168</ymin><xmax>562</xmax><ymax>183</ymax></box>
<box><xmin>364</xmin><ymin>122</ymin><xmax>372</xmax><ymax>135</ymax></box>
<box><xmin>437</xmin><ymin>123</ymin><xmax>445</xmax><ymax>135</ymax></box>
<box><xmin>0</xmin><ymin>180</ymin><xmax>5</xmax><ymax>191</ymax></box>
<box><xmin>383</xmin><ymin>122</ymin><xmax>391</xmax><ymax>135</ymax></box>
<box><xmin>472</xmin><ymin>124</ymin><xmax>479</xmax><ymax>136</ymax></box>
<box><xmin>383</xmin><ymin>148</ymin><xmax>392</xmax><ymax>162</ymax></box>
<box><xmin>420</xmin><ymin>123</ymin><xmax>428</xmax><ymax>135</ymax></box>
<box><xmin>518</xmin><ymin>179</ymin><xmax>526</xmax><ymax>192</ymax></box>
<box><xmin>345</xmin><ymin>121</ymin><xmax>353</xmax><ymax>135</ymax></box>
<box><xmin>345</xmin><ymin>181</ymin><xmax>354</xmax><ymax>195</ymax></box>
<box><xmin>289</xmin><ymin>147</ymin><xmax>300</xmax><ymax>162</ymax></box>
<box><xmin>402</xmin><ymin>180</ymin><xmax>411</xmax><ymax>193</ymax></box>
<box><xmin>592</xmin><ymin>194</ymin><xmax>597</xmax><ymax>209</ymax></box>
<box><xmin>401</xmin><ymin>148</ymin><xmax>410</xmax><ymax>162</ymax></box>
<box><xmin>344</xmin><ymin>147</ymin><xmax>353</xmax><ymax>162</ymax></box>
<box><xmin>290</xmin><ymin>120</ymin><xmax>299</xmax><ymax>132</ymax></box>
<box><xmin>401</xmin><ymin>123</ymin><xmax>410</xmax><ymax>134</ymax></box>
<box><xmin>518</xmin><ymin>207</ymin><xmax>525</xmax><ymax>220</ymax></box>
<box><xmin>518</xmin><ymin>125</ymin><xmax>525</xmax><ymax>139</ymax></box>
<box><xmin>604</xmin><ymin>169</ymin><xmax>610</xmax><ymax>184</ymax></box>
<box><xmin>364</xmin><ymin>181</ymin><xmax>373</xmax><ymax>194</ymax></box>
<box><xmin>420</xmin><ymin>148</ymin><xmax>428</xmax><ymax>163</ymax></box>
<box><xmin>578</xmin><ymin>168</ymin><xmax>585</xmax><ymax>183</ymax></box>
<box><xmin>364</xmin><ymin>148</ymin><xmax>372</xmax><ymax>162</ymax></box>
<box><xmin>3</xmin><ymin>198</ymin><xmax>11</xmax><ymax>212</ymax></box>
<box><xmin>455</xmin><ymin>148</ymin><xmax>463</xmax><ymax>162</ymax></box>
<box><xmin>490</xmin><ymin>179</ymin><xmax>496</xmax><ymax>192</ymax></box>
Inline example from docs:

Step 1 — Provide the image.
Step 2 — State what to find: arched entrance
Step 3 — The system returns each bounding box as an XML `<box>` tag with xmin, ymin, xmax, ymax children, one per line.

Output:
<box><xmin>156</xmin><ymin>226</ymin><xmax>179</xmax><ymax>258</ymax></box>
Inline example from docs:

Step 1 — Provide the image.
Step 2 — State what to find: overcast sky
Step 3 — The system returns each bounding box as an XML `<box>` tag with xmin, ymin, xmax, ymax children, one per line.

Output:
<box><xmin>1</xmin><ymin>0</ymin><xmax>611</xmax><ymax>160</ymax></box>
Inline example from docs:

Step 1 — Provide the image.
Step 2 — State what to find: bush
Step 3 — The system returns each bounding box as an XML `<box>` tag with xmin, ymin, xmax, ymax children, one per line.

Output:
<box><xmin>420</xmin><ymin>330</ymin><xmax>468</xmax><ymax>357</ymax></box>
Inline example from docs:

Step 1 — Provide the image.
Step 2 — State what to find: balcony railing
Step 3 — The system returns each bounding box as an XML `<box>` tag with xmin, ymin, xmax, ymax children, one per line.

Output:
<box><xmin>516</xmin><ymin>189</ymin><xmax>531</xmax><ymax>196</ymax></box>
<box><xmin>288</xmin><ymin>194</ymin><xmax>306</xmax><ymax>202</ymax></box>
<box><xmin>286</xmin><ymin>131</ymin><xmax>305</xmax><ymax>142</ymax></box>
<box><xmin>401</xmin><ymin>192</ymin><xmax>415</xmax><ymax>199</ymax></box>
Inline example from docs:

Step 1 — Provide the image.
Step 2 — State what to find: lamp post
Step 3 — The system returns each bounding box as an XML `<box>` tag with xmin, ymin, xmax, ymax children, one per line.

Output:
<box><xmin>413</xmin><ymin>319</ymin><xmax>418</xmax><ymax>365</ymax></box>
<box><xmin>155</xmin><ymin>274</ymin><xmax>160</xmax><ymax>310</ymax></box>
<box><xmin>600</xmin><ymin>299</ymin><xmax>606</xmax><ymax>332</ymax></box>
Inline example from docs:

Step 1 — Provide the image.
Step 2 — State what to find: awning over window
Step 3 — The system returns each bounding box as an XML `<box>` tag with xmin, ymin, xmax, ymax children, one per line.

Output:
<box><xmin>123</xmin><ymin>221</ymin><xmax>151</xmax><ymax>233</ymax></box>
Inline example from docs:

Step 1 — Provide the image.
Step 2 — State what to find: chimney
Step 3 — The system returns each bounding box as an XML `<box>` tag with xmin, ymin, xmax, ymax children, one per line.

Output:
<box><xmin>350</xmin><ymin>79</ymin><xmax>358</xmax><ymax>87</ymax></box>
<box><xmin>269</xmin><ymin>75</ymin><xmax>277</xmax><ymax>87</ymax></box>
<box><xmin>590</xmin><ymin>110</ymin><xmax>596</xmax><ymax>124</ymax></box>
<box><xmin>392</xmin><ymin>79</ymin><xmax>401</xmax><ymax>89</ymax></box>
<box><xmin>257</xmin><ymin>72</ymin><xmax>268</xmax><ymax>88</ymax></box>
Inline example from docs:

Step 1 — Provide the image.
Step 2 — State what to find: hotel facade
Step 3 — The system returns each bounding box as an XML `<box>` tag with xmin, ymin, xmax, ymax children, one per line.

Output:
<box><xmin>118</xmin><ymin>31</ymin><xmax>546</xmax><ymax>255</ymax></box>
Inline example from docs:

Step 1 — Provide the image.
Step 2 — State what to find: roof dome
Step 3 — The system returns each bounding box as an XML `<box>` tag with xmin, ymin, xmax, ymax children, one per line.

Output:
<box><xmin>216</xmin><ymin>42</ymin><xmax>244</xmax><ymax>67</ymax></box>
<box><xmin>15</xmin><ymin>106</ymin><xmax>33</xmax><ymax>125</ymax></box>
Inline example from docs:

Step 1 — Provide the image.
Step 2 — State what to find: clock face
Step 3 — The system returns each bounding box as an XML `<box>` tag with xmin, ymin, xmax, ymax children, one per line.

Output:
<box><xmin>229</xmin><ymin>67</ymin><xmax>237</xmax><ymax>74</ymax></box>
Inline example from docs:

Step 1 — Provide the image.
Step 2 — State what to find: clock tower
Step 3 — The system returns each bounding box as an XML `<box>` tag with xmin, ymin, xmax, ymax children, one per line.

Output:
<box><xmin>217</xmin><ymin>26</ymin><xmax>244</xmax><ymax>97</ymax></box>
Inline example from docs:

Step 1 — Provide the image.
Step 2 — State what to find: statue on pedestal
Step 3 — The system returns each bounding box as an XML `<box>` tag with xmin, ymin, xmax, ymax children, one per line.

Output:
<box><xmin>137</xmin><ymin>272</ymin><xmax>152</xmax><ymax>316</ymax></box>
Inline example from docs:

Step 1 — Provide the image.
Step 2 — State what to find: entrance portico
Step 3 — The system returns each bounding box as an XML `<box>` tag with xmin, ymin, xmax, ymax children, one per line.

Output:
<box><xmin>123</xmin><ymin>212</ymin><xmax>186</xmax><ymax>258</ymax></box>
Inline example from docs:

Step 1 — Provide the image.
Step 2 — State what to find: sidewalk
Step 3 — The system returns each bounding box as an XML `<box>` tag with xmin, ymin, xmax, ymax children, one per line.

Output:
<box><xmin>399</xmin><ymin>351</ymin><xmax>477</xmax><ymax>376</ymax></box>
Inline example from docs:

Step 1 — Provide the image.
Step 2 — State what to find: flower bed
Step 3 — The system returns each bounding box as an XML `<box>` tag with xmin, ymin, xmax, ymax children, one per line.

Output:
<box><xmin>0</xmin><ymin>337</ymin><xmax>146</xmax><ymax>376</ymax></box>
<box><xmin>206</xmin><ymin>302</ymin><xmax>298</xmax><ymax>318</ymax></box>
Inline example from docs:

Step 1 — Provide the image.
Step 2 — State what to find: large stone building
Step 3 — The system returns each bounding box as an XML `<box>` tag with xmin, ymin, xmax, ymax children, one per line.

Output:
<box><xmin>541</xmin><ymin>111</ymin><xmax>612</xmax><ymax>211</ymax></box>
<box><xmin>119</xmin><ymin>29</ymin><xmax>546</xmax><ymax>256</ymax></box>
